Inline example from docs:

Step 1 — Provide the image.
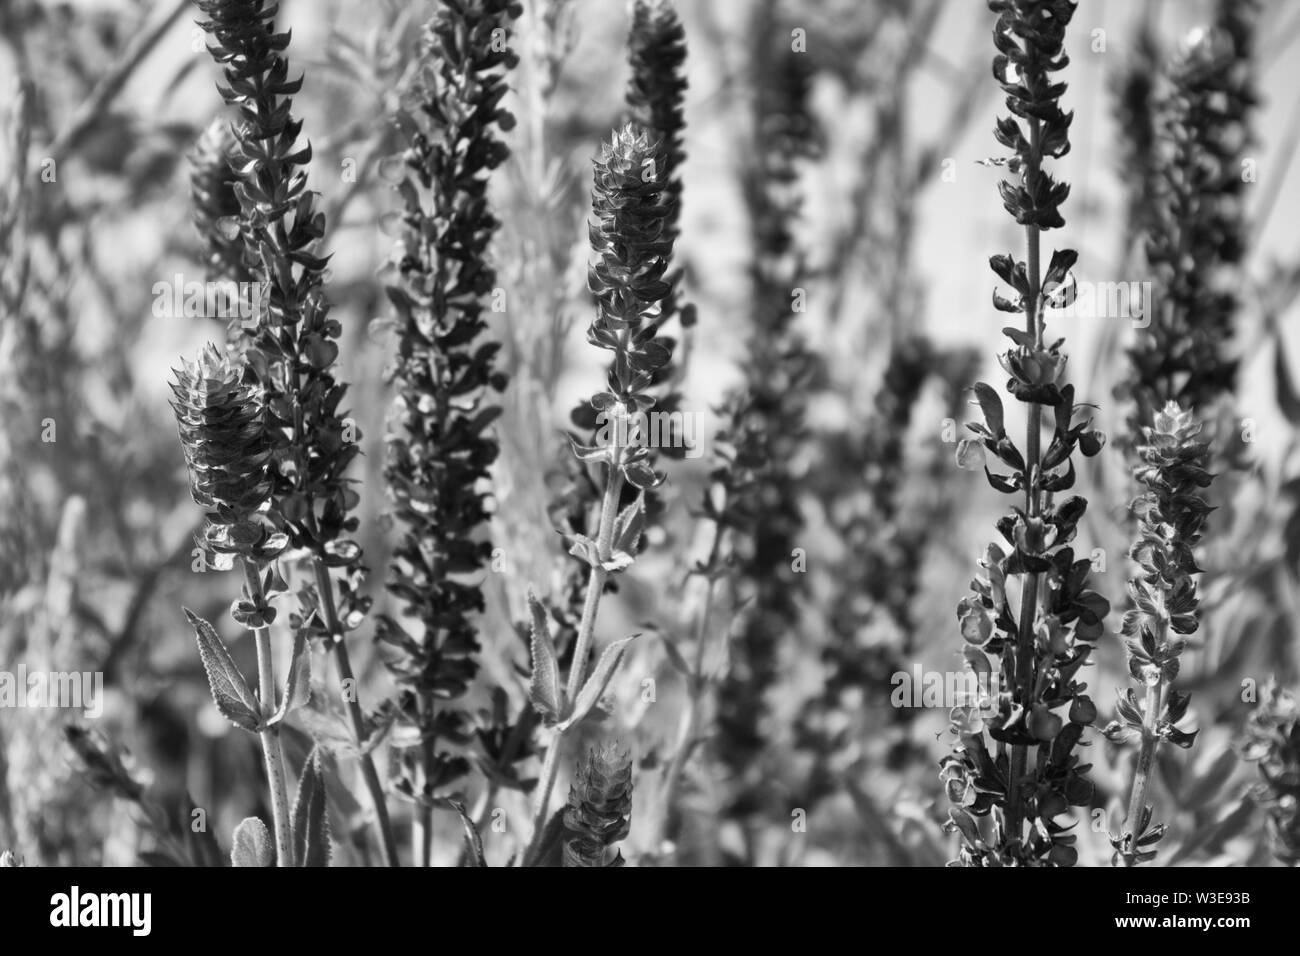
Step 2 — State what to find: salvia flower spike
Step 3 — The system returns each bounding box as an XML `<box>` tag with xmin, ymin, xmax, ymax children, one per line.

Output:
<box><xmin>193</xmin><ymin>0</ymin><xmax>397</xmax><ymax>866</ymax></box>
<box><xmin>525</xmin><ymin>125</ymin><xmax>671</xmax><ymax>854</ymax></box>
<box><xmin>1121</xmin><ymin>1</ymin><xmax>1257</xmax><ymax>439</ymax></box>
<box><xmin>375</xmin><ymin>0</ymin><xmax>521</xmax><ymax>864</ymax></box>
<box><xmin>169</xmin><ymin>342</ymin><xmax>285</xmax><ymax>562</ymax></box>
<box><xmin>1240</xmin><ymin>679</ymin><xmax>1300</xmax><ymax>865</ymax></box>
<box><xmin>188</xmin><ymin>117</ymin><xmax>247</xmax><ymax>286</ymax></box>
<box><xmin>941</xmin><ymin>0</ymin><xmax>1109</xmax><ymax>867</ymax></box>
<box><xmin>1108</xmin><ymin>401</ymin><xmax>1213</xmax><ymax>865</ymax></box>
<box><xmin>713</xmin><ymin>19</ymin><xmax>819</xmax><ymax>838</ymax></box>
<box><xmin>562</xmin><ymin>743</ymin><xmax>633</xmax><ymax>867</ymax></box>
<box><xmin>625</xmin><ymin>0</ymin><xmax>688</xmax><ymax>324</ymax></box>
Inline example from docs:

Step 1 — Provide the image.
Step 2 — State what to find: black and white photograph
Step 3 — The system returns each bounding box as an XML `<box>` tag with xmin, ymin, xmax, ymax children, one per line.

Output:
<box><xmin>0</xmin><ymin>0</ymin><xmax>1297</xmax><ymax>908</ymax></box>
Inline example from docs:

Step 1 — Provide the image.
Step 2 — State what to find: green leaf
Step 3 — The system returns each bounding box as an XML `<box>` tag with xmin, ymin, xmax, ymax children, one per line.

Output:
<box><xmin>566</xmin><ymin>532</ymin><xmax>600</xmax><ymax>568</ymax></box>
<box><xmin>527</xmin><ymin>591</ymin><xmax>563</xmax><ymax>724</ymax></box>
<box><xmin>266</xmin><ymin>627</ymin><xmax>311</xmax><ymax>729</ymax></box>
<box><xmin>1275</xmin><ymin>335</ymin><xmax>1300</xmax><ymax>424</ymax></box>
<box><xmin>600</xmin><ymin>550</ymin><xmax>635</xmax><ymax>573</ymax></box>
<box><xmin>622</xmin><ymin>461</ymin><xmax>662</xmax><ymax>490</ymax></box>
<box><xmin>659</xmin><ymin>631</ymin><xmax>691</xmax><ymax>676</ymax></box>
<box><xmin>971</xmin><ymin>382</ymin><xmax>1005</xmax><ymax>437</ymax></box>
<box><xmin>450</xmin><ymin>800</ymin><xmax>487</xmax><ymax>867</ymax></box>
<box><xmin>184</xmin><ymin>608</ymin><xmax>262</xmax><ymax>733</ymax></box>
<box><xmin>230</xmin><ymin>817</ymin><xmax>274</xmax><ymax>867</ymax></box>
<box><xmin>292</xmin><ymin>749</ymin><xmax>331</xmax><ymax>867</ymax></box>
<box><xmin>522</xmin><ymin>808</ymin><xmax>566</xmax><ymax>868</ymax></box>
<box><xmin>612</xmin><ymin>493</ymin><xmax>645</xmax><ymax>558</ymax></box>
<box><xmin>558</xmin><ymin>635</ymin><xmax>637</xmax><ymax>732</ymax></box>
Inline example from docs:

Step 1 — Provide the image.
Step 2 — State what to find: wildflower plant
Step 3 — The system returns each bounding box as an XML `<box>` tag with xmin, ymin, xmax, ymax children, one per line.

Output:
<box><xmin>624</xmin><ymin>0</ymin><xmax>688</xmax><ymax>330</ymax></box>
<box><xmin>169</xmin><ymin>344</ymin><xmax>300</xmax><ymax>866</ymax></box>
<box><xmin>714</xmin><ymin>13</ymin><xmax>818</xmax><ymax>847</ymax></box>
<box><xmin>1240</xmin><ymin>679</ymin><xmax>1300</xmax><ymax>865</ymax></box>
<box><xmin>552</xmin><ymin>0</ymin><xmax>690</xmax><ymax>693</ymax></box>
<box><xmin>1106</xmin><ymin>402</ymin><xmax>1213</xmax><ymax>864</ymax></box>
<box><xmin>1120</xmin><ymin>2</ymin><xmax>1257</xmax><ymax>437</ymax></box>
<box><xmin>191</xmin><ymin>0</ymin><xmax>396</xmax><ymax>865</ymax></box>
<box><xmin>524</xmin><ymin>124</ymin><xmax>672</xmax><ymax>860</ymax></box>
<box><xmin>374</xmin><ymin>0</ymin><xmax>521</xmax><ymax>865</ymax></box>
<box><xmin>189</xmin><ymin>117</ymin><xmax>247</xmax><ymax>286</ymax></box>
<box><xmin>941</xmin><ymin>0</ymin><xmax>1109</xmax><ymax>867</ymax></box>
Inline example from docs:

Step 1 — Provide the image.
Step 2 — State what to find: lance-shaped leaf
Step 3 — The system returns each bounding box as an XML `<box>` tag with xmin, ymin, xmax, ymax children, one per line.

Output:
<box><xmin>612</xmin><ymin>494</ymin><xmax>646</xmax><ymax>558</ymax></box>
<box><xmin>450</xmin><ymin>800</ymin><xmax>487</xmax><ymax>867</ymax></box>
<box><xmin>265</xmin><ymin>627</ymin><xmax>312</xmax><ymax>729</ymax></box>
<box><xmin>292</xmin><ymin>749</ymin><xmax>331</xmax><ymax>867</ymax></box>
<box><xmin>528</xmin><ymin>591</ymin><xmax>563</xmax><ymax>724</ymax></box>
<box><xmin>557</xmin><ymin>635</ymin><xmax>637</xmax><ymax>733</ymax></box>
<box><xmin>523</xmin><ymin>808</ymin><xmax>567</xmax><ymax>868</ymax></box>
<box><xmin>567</xmin><ymin>532</ymin><xmax>601</xmax><ymax>569</ymax></box>
<box><xmin>971</xmin><ymin>382</ymin><xmax>1005</xmax><ymax>438</ymax></box>
<box><xmin>230</xmin><ymin>817</ymin><xmax>274</xmax><ymax>867</ymax></box>
<box><xmin>184</xmin><ymin>608</ymin><xmax>262</xmax><ymax>733</ymax></box>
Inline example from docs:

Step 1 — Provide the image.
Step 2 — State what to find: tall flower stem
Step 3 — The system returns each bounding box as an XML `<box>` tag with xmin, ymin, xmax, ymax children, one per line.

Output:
<box><xmin>942</xmin><ymin>0</ymin><xmax>1108</xmax><ymax>868</ymax></box>
<box><xmin>1007</xmin><ymin>115</ymin><xmax>1044</xmax><ymax>843</ymax></box>
<box><xmin>243</xmin><ymin>557</ymin><xmax>292</xmax><ymax>867</ymax></box>
<box><xmin>530</xmin><ymin>430</ymin><xmax>625</xmax><ymax>838</ymax></box>
<box><xmin>312</xmin><ymin>558</ymin><xmax>399</xmax><ymax>867</ymax></box>
<box><xmin>657</xmin><ymin>523</ymin><xmax>722</xmax><ymax>837</ymax></box>
<box><xmin>1122</xmin><ymin>654</ymin><xmax>1165</xmax><ymax>850</ymax></box>
<box><xmin>1107</xmin><ymin>402</ymin><xmax>1211</xmax><ymax>864</ymax></box>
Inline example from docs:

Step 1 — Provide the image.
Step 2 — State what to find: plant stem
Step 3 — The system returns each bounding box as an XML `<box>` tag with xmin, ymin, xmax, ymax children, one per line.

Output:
<box><xmin>1122</xmin><ymin>620</ymin><xmax>1169</xmax><ymax>862</ymax></box>
<box><xmin>1007</xmin><ymin>115</ymin><xmax>1045</xmax><ymax>846</ymax></box>
<box><xmin>658</xmin><ymin>522</ymin><xmax>725</xmax><ymax>841</ymax></box>
<box><xmin>311</xmin><ymin>558</ymin><xmax>401</xmax><ymax>868</ymax></box>
<box><xmin>1122</xmin><ymin>680</ymin><xmax>1163</xmax><ymax>859</ymax></box>
<box><xmin>415</xmin><ymin>690</ymin><xmax>434</xmax><ymax>867</ymax></box>
<box><xmin>243</xmin><ymin>558</ymin><xmax>292</xmax><ymax>867</ymax></box>
<box><xmin>565</xmin><ymin>463</ymin><xmax>625</xmax><ymax>701</ymax></box>
<box><xmin>527</xmin><ymin>433</ymin><xmax>627</xmax><ymax>854</ymax></box>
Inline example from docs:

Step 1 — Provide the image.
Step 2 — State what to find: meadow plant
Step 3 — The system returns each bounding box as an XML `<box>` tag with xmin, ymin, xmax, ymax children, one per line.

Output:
<box><xmin>1120</xmin><ymin>1</ymin><xmax>1257</xmax><ymax>439</ymax></box>
<box><xmin>713</xmin><ymin>11</ymin><xmax>818</xmax><ymax>855</ymax></box>
<box><xmin>941</xmin><ymin>0</ymin><xmax>1110</xmax><ymax>867</ymax></box>
<box><xmin>187</xmin><ymin>0</ymin><xmax>397</xmax><ymax>865</ymax></box>
<box><xmin>1241</xmin><ymin>679</ymin><xmax>1300</xmax><ymax>865</ymax></box>
<box><xmin>1106</xmin><ymin>403</ymin><xmax>1213</xmax><ymax>864</ymax></box>
<box><xmin>374</xmin><ymin>0</ymin><xmax>521</xmax><ymax>867</ymax></box>
<box><xmin>524</xmin><ymin>124</ymin><xmax>674</xmax><ymax>860</ymax></box>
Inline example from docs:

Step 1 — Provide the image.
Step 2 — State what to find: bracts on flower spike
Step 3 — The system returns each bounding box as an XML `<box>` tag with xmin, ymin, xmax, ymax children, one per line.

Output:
<box><xmin>1106</xmin><ymin>402</ymin><xmax>1213</xmax><ymax>865</ymax></box>
<box><xmin>374</xmin><ymin>0</ymin><xmax>523</xmax><ymax>866</ymax></box>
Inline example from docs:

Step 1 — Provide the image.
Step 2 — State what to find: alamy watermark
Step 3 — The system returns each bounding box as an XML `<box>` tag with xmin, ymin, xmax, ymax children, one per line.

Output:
<box><xmin>0</xmin><ymin>665</ymin><xmax>104</xmax><ymax>718</ymax></box>
<box><xmin>595</xmin><ymin>407</ymin><xmax>703</xmax><ymax>459</ymax></box>
<box><xmin>152</xmin><ymin>274</ymin><xmax>269</xmax><ymax>323</ymax></box>
<box><xmin>1043</xmin><ymin>278</ymin><xmax>1154</xmax><ymax>328</ymax></box>
<box><xmin>891</xmin><ymin>664</ymin><xmax>1000</xmax><ymax>712</ymax></box>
